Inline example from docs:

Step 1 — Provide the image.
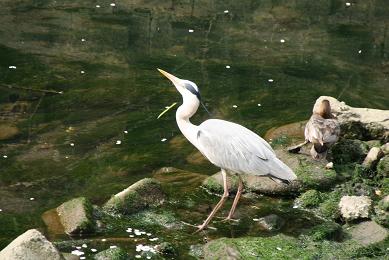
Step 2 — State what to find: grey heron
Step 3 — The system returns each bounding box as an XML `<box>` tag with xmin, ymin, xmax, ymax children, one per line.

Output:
<box><xmin>289</xmin><ymin>99</ymin><xmax>340</xmax><ymax>159</ymax></box>
<box><xmin>157</xmin><ymin>69</ymin><xmax>297</xmax><ymax>231</ymax></box>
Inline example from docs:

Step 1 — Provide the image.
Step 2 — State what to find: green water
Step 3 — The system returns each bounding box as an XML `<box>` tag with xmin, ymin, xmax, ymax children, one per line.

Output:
<box><xmin>0</xmin><ymin>0</ymin><xmax>388</xmax><ymax>257</ymax></box>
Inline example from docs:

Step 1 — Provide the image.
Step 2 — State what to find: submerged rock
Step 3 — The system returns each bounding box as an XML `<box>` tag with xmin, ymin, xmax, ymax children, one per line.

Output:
<box><xmin>347</xmin><ymin>221</ymin><xmax>388</xmax><ymax>245</ymax></box>
<box><xmin>313</xmin><ymin>96</ymin><xmax>389</xmax><ymax>141</ymax></box>
<box><xmin>94</xmin><ymin>247</ymin><xmax>129</xmax><ymax>260</ymax></box>
<box><xmin>0</xmin><ymin>229</ymin><xmax>64</xmax><ymax>260</ymax></box>
<box><xmin>103</xmin><ymin>178</ymin><xmax>165</xmax><ymax>214</ymax></box>
<box><xmin>362</xmin><ymin>147</ymin><xmax>384</xmax><ymax>169</ymax></box>
<box><xmin>56</xmin><ymin>197</ymin><xmax>95</xmax><ymax>235</ymax></box>
<box><xmin>257</xmin><ymin>214</ymin><xmax>285</xmax><ymax>231</ymax></box>
<box><xmin>339</xmin><ymin>196</ymin><xmax>372</xmax><ymax>221</ymax></box>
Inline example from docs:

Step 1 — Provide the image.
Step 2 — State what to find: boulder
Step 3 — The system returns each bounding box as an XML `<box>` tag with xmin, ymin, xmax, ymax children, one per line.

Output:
<box><xmin>0</xmin><ymin>229</ymin><xmax>64</xmax><ymax>260</ymax></box>
<box><xmin>377</xmin><ymin>155</ymin><xmax>389</xmax><ymax>178</ymax></box>
<box><xmin>338</xmin><ymin>196</ymin><xmax>372</xmax><ymax>221</ymax></box>
<box><xmin>362</xmin><ymin>147</ymin><xmax>384</xmax><ymax>169</ymax></box>
<box><xmin>56</xmin><ymin>197</ymin><xmax>95</xmax><ymax>235</ymax></box>
<box><xmin>202</xmin><ymin>148</ymin><xmax>337</xmax><ymax>195</ymax></box>
<box><xmin>103</xmin><ymin>178</ymin><xmax>165</xmax><ymax>214</ymax></box>
<box><xmin>94</xmin><ymin>247</ymin><xmax>129</xmax><ymax>260</ymax></box>
<box><xmin>256</xmin><ymin>214</ymin><xmax>285</xmax><ymax>231</ymax></box>
<box><xmin>347</xmin><ymin>221</ymin><xmax>388</xmax><ymax>245</ymax></box>
<box><xmin>313</xmin><ymin>96</ymin><xmax>389</xmax><ymax>141</ymax></box>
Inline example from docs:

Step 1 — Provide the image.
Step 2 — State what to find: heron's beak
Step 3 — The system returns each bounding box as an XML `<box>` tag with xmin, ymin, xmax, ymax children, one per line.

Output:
<box><xmin>157</xmin><ymin>68</ymin><xmax>183</xmax><ymax>89</ymax></box>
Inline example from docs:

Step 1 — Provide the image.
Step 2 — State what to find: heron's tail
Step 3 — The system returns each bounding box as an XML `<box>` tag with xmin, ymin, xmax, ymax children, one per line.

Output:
<box><xmin>269</xmin><ymin>157</ymin><xmax>297</xmax><ymax>182</ymax></box>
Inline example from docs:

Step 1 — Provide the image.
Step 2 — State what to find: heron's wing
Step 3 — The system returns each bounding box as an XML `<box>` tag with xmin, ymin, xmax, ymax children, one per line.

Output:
<box><xmin>196</xmin><ymin>119</ymin><xmax>295</xmax><ymax>180</ymax></box>
<box><xmin>305</xmin><ymin>115</ymin><xmax>340</xmax><ymax>145</ymax></box>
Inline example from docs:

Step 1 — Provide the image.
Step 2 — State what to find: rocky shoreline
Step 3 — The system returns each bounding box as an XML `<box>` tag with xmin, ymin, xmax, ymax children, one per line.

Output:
<box><xmin>1</xmin><ymin>96</ymin><xmax>388</xmax><ymax>259</ymax></box>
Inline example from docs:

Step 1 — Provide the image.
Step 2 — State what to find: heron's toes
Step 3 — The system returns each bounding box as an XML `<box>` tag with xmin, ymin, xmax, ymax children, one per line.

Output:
<box><xmin>221</xmin><ymin>217</ymin><xmax>240</xmax><ymax>223</ymax></box>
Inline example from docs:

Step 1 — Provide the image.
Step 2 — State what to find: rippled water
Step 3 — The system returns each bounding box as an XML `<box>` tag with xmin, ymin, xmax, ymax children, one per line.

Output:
<box><xmin>0</xmin><ymin>0</ymin><xmax>388</xmax><ymax>253</ymax></box>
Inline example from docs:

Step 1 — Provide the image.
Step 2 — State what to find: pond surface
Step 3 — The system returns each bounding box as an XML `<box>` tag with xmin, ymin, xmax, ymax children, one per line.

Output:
<box><xmin>0</xmin><ymin>0</ymin><xmax>388</xmax><ymax>257</ymax></box>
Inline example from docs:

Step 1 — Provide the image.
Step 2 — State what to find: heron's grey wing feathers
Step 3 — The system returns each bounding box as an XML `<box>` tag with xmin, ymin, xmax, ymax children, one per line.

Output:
<box><xmin>197</xmin><ymin>119</ymin><xmax>296</xmax><ymax>181</ymax></box>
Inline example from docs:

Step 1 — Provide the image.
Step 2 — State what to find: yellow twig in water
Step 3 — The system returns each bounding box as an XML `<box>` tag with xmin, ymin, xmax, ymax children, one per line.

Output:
<box><xmin>157</xmin><ymin>102</ymin><xmax>177</xmax><ymax>119</ymax></box>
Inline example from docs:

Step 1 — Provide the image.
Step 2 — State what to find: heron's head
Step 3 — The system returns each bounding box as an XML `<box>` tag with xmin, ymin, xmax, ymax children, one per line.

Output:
<box><xmin>157</xmin><ymin>68</ymin><xmax>201</xmax><ymax>101</ymax></box>
<box><xmin>316</xmin><ymin>99</ymin><xmax>332</xmax><ymax>119</ymax></box>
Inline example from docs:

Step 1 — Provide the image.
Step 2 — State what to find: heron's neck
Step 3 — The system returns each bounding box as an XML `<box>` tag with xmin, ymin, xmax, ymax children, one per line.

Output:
<box><xmin>176</xmin><ymin>97</ymin><xmax>200</xmax><ymax>148</ymax></box>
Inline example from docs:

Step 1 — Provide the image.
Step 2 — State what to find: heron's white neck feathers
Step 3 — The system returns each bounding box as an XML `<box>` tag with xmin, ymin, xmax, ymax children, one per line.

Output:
<box><xmin>176</xmin><ymin>95</ymin><xmax>200</xmax><ymax>149</ymax></box>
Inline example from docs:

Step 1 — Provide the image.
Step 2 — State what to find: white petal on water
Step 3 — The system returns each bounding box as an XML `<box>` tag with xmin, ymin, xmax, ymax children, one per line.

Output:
<box><xmin>81</xmin><ymin>38</ymin><xmax>86</xmax><ymax>42</ymax></box>
<box><xmin>161</xmin><ymin>138</ymin><xmax>167</xmax><ymax>142</ymax></box>
<box><xmin>346</xmin><ymin>2</ymin><xmax>351</xmax><ymax>6</ymax></box>
<box><xmin>3</xmin><ymin>155</ymin><xmax>7</xmax><ymax>158</ymax></box>
<box><xmin>225</xmin><ymin>65</ymin><xmax>231</xmax><ymax>69</ymax></box>
<box><xmin>257</xmin><ymin>103</ymin><xmax>261</xmax><ymax>106</ymax></box>
<box><xmin>81</xmin><ymin>70</ymin><xmax>85</xmax><ymax>74</ymax></box>
<box><xmin>358</xmin><ymin>50</ymin><xmax>362</xmax><ymax>54</ymax></box>
<box><xmin>110</xmin><ymin>3</ymin><xmax>116</xmax><ymax>7</ymax></box>
<box><xmin>0</xmin><ymin>209</ymin><xmax>2</xmax><ymax>212</ymax></box>
<box><xmin>146</xmin><ymin>233</ymin><xmax>151</xmax><ymax>236</ymax></box>
<box><xmin>70</xmin><ymin>143</ymin><xmax>75</xmax><ymax>146</ymax></box>
<box><xmin>110</xmin><ymin>245</ymin><xmax>117</xmax><ymax>249</ymax></box>
<box><xmin>280</xmin><ymin>39</ymin><xmax>285</xmax><ymax>43</ymax></box>
<box><xmin>96</xmin><ymin>5</ymin><xmax>101</xmax><ymax>8</ymax></box>
<box><xmin>224</xmin><ymin>10</ymin><xmax>229</xmax><ymax>13</ymax></box>
<box><xmin>268</xmin><ymin>79</ymin><xmax>274</xmax><ymax>82</ymax></box>
<box><xmin>124</xmin><ymin>130</ymin><xmax>128</xmax><ymax>134</ymax></box>
<box><xmin>188</xmin><ymin>29</ymin><xmax>194</xmax><ymax>33</ymax></box>
<box><xmin>101</xmin><ymin>238</ymin><xmax>107</xmax><ymax>242</ymax></box>
<box><xmin>116</xmin><ymin>140</ymin><xmax>121</xmax><ymax>145</ymax></box>
<box><xmin>65</xmin><ymin>156</ymin><xmax>69</xmax><ymax>159</ymax></box>
<box><xmin>232</xmin><ymin>105</ymin><xmax>238</xmax><ymax>108</ymax></box>
<box><xmin>30</xmin><ymin>197</ymin><xmax>35</xmax><ymax>201</ymax></box>
<box><xmin>8</xmin><ymin>65</ymin><xmax>16</xmax><ymax>69</ymax></box>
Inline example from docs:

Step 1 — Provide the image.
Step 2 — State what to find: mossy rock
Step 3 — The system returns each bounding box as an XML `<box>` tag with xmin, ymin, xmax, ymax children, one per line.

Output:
<box><xmin>203</xmin><ymin>233</ymin><xmax>362</xmax><ymax>259</ymax></box>
<box><xmin>298</xmin><ymin>189</ymin><xmax>323</xmax><ymax>208</ymax></box>
<box><xmin>318</xmin><ymin>191</ymin><xmax>342</xmax><ymax>219</ymax></box>
<box><xmin>331</xmin><ymin>139</ymin><xmax>369</xmax><ymax>165</ymax></box>
<box><xmin>56</xmin><ymin>197</ymin><xmax>95</xmax><ymax>235</ymax></box>
<box><xmin>309</xmin><ymin>222</ymin><xmax>343</xmax><ymax>241</ymax></box>
<box><xmin>202</xmin><ymin>148</ymin><xmax>337</xmax><ymax>196</ymax></box>
<box><xmin>103</xmin><ymin>178</ymin><xmax>166</xmax><ymax>215</ymax></box>
<box><xmin>377</xmin><ymin>156</ymin><xmax>389</xmax><ymax>178</ymax></box>
<box><xmin>94</xmin><ymin>247</ymin><xmax>129</xmax><ymax>260</ymax></box>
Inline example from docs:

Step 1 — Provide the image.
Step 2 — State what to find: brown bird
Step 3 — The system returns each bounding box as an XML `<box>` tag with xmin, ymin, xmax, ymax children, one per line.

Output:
<box><xmin>288</xmin><ymin>99</ymin><xmax>340</xmax><ymax>159</ymax></box>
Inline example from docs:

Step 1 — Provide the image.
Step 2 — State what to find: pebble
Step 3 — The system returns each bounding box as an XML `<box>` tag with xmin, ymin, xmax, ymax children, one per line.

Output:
<box><xmin>253</xmin><ymin>218</ymin><xmax>259</xmax><ymax>221</ymax></box>
<box><xmin>135</xmin><ymin>255</ymin><xmax>141</xmax><ymax>259</ymax></box>
<box><xmin>71</xmin><ymin>250</ymin><xmax>84</xmax><ymax>256</ymax></box>
<box><xmin>91</xmin><ymin>248</ymin><xmax>97</xmax><ymax>252</ymax></box>
<box><xmin>80</xmin><ymin>257</ymin><xmax>86</xmax><ymax>260</ymax></box>
<box><xmin>188</xmin><ymin>29</ymin><xmax>194</xmax><ymax>33</ymax></box>
<box><xmin>147</xmin><ymin>257</ymin><xmax>151</xmax><ymax>259</ymax></box>
<box><xmin>76</xmin><ymin>246</ymin><xmax>81</xmax><ymax>250</ymax></box>
<box><xmin>116</xmin><ymin>140</ymin><xmax>121</xmax><ymax>145</ymax></box>
<box><xmin>110</xmin><ymin>245</ymin><xmax>117</xmax><ymax>249</ymax></box>
<box><xmin>82</xmin><ymin>244</ymin><xmax>87</xmax><ymax>248</ymax></box>
<box><xmin>130</xmin><ymin>235</ymin><xmax>135</xmax><ymax>238</ymax></box>
<box><xmin>101</xmin><ymin>238</ymin><xmax>107</xmax><ymax>242</ymax></box>
<box><xmin>225</xmin><ymin>65</ymin><xmax>231</xmax><ymax>69</ymax></box>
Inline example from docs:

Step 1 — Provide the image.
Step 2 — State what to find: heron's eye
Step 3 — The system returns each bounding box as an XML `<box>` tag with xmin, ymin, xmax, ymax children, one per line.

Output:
<box><xmin>184</xmin><ymin>83</ymin><xmax>201</xmax><ymax>101</ymax></box>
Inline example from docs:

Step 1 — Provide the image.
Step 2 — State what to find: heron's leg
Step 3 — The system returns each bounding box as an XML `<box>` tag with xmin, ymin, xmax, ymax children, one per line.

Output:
<box><xmin>224</xmin><ymin>176</ymin><xmax>244</xmax><ymax>221</ymax></box>
<box><xmin>196</xmin><ymin>169</ymin><xmax>229</xmax><ymax>232</ymax></box>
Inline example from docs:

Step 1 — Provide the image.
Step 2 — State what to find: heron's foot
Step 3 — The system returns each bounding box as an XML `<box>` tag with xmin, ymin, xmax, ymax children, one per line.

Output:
<box><xmin>221</xmin><ymin>217</ymin><xmax>240</xmax><ymax>223</ymax></box>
